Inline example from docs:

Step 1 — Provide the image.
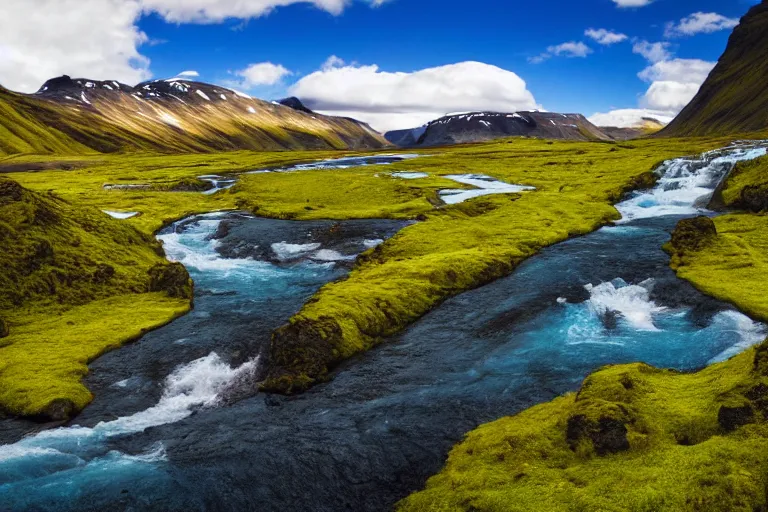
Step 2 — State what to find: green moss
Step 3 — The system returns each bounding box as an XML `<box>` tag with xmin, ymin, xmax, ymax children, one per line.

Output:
<box><xmin>0</xmin><ymin>178</ymin><xmax>192</xmax><ymax>419</ymax></box>
<box><xmin>720</xmin><ymin>155</ymin><xmax>768</xmax><ymax>212</ymax></box>
<box><xmin>398</xmin><ymin>346</ymin><xmax>768</xmax><ymax>512</ymax></box>
<box><xmin>0</xmin><ymin>294</ymin><xmax>189</xmax><ymax>419</ymax></box>
<box><xmin>669</xmin><ymin>213</ymin><xmax>768</xmax><ymax>322</ymax></box>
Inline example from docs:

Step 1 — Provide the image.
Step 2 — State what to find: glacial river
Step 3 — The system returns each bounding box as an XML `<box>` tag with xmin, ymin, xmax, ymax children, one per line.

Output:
<box><xmin>1</xmin><ymin>144</ymin><xmax>767</xmax><ymax>511</ymax></box>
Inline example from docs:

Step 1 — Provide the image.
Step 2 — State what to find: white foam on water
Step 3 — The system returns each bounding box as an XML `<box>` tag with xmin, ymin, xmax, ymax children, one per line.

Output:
<box><xmin>0</xmin><ymin>353</ymin><xmax>258</xmax><ymax>478</ymax></box>
<box><xmin>708</xmin><ymin>311</ymin><xmax>768</xmax><ymax>364</ymax></box>
<box><xmin>439</xmin><ymin>174</ymin><xmax>535</xmax><ymax>205</ymax></box>
<box><xmin>585</xmin><ymin>279</ymin><xmax>666</xmax><ymax>331</ymax></box>
<box><xmin>363</xmin><ymin>239</ymin><xmax>384</xmax><ymax>249</ymax></box>
<box><xmin>393</xmin><ymin>172</ymin><xmax>428</xmax><ymax>179</ymax></box>
<box><xmin>271</xmin><ymin>242</ymin><xmax>321</xmax><ymax>261</ymax></box>
<box><xmin>158</xmin><ymin>217</ymin><xmax>268</xmax><ymax>275</ymax></box>
<box><xmin>311</xmin><ymin>249</ymin><xmax>356</xmax><ymax>262</ymax></box>
<box><xmin>103</xmin><ymin>210</ymin><xmax>139</xmax><ymax>219</ymax></box>
<box><xmin>617</xmin><ymin>144</ymin><xmax>768</xmax><ymax>222</ymax></box>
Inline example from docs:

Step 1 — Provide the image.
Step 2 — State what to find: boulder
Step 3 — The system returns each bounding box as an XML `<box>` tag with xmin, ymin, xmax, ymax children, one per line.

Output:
<box><xmin>669</xmin><ymin>216</ymin><xmax>717</xmax><ymax>254</ymax></box>
<box><xmin>718</xmin><ymin>402</ymin><xmax>754</xmax><ymax>432</ymax></box>
<box><xmin>566</xmin><ymin>412</ymin><xmax>630</xmax><ymax>455</ymax></box>
<box><xmin>148</xmin><ymin>262</ymin><xmax>193</xmax><ymax>299</ymax></box>
<box><xmin>738</xmin><ymin>184</ymin><xmax>768</xmax><ymax>212</ymax></box>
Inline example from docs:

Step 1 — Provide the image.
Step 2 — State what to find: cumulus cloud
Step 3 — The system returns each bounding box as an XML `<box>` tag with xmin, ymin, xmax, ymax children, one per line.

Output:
<box><xmin>631</xmin><ymin>40</ymin><xmax>671</xmax><ymax>63</ymax></box>
<box><xmin>665</xmin><ymin>12</ymin><xmax>739</xmax><ymax>38</ymax></box>
<box><xmin>585</xmin><ymin>29</ymin><xmax>628</xmax><ymax>46</ymax></box>
<box><xmin>0</xmin><ymin>0</ymin><xmax>386</xmax><ymax>93</ymax></box>
<box><xmin>588</xmin><ymin>109</ymin><xmax>674</xmax><ymax>128</ymax></box>
<box><xmin>232</xmin><ymin>62</ymin><xmax>292</xmax><ymax>88</ymax></box>
<box><xmin>0</xmin><ymin>0</ymin><xmax>150</xmax><ymax>93</ymax></box>
<box><xmin>612</xmin><ymin>0</ymin><xmax>653</xmax><ymax>7</ymax></box>
<box><xmin>529</xmin><ymin>41</ymin><xmax>592</xmax><ymax>64</ymax></box>
<box><xmin>289</xmin><ymin>59</ymin><xmax>541</xmax><ymax>132</ymax></box>
<box><xmin>591</xmin><ymin>41</ymin><xmax>715</xmax><ymax>127</ymax></box>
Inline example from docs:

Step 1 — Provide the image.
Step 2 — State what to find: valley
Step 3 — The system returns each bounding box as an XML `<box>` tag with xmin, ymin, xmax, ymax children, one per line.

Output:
<box><xmin>2</xmin><ymin>1</ymin><xmax>768</xmax><ymax>510</ymax></box>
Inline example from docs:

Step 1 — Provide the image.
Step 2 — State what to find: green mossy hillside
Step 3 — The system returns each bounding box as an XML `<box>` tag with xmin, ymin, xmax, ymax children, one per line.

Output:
<box><xmin>0</xmin><ymin>178</ymin><xmax>191</xmax><ymax>419</ymax></box>
<box><xmin>398</xmin><ymin>344</ymin><xmax>768</xmax><ymax>512</ymax></box>
<box><xmin>661</xmin><ymin>1</ymin><xmax>768</xmax><ymax>137</ymax></box>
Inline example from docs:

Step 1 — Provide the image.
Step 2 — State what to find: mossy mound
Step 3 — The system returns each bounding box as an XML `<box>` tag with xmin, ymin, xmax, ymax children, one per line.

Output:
<box><xmin>0</xmin><ymin>178</ymin><xmax>191</xmax><ymax>419</ymax></box>
<box><xmin>668</xmin><ymin>216</ymin><xmax>717</xmax><ymax>256</ymax></box>
<box><xmin>398</xmin><ymin>343</ymin><xmax>768</xmax><ymax>512</ymax></box>
<box><xmin>720</xmin><ymin>155</ymin><xmax>768</xmax><ymax>212</ymax></box>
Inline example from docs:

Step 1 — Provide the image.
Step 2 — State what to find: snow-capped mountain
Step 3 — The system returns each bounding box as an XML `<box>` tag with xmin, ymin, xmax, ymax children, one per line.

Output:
<box><xmin>0</xmin><ymin>76</ymin><xmax>387</xmax><ymax>155</ymax></box>
<box><xmin>386</xmin><ymin>111</ymin><xmax>612</xmax><ymax>147</ymax></box>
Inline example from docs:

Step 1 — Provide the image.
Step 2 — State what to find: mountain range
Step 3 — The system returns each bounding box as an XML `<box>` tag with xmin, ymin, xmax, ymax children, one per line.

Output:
<box><xmin>0</xmin><ymin>76</ymin><xmax>387</xmax><ymax>156</ymax></box>
<box><xmin>384</xmin><ymin>111</ymin><xmax>663</xmax><ymax>147</ymax></box>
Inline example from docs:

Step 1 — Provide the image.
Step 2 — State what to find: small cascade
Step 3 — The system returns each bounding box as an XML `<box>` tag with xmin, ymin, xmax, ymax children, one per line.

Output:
<box><xmin>617</xmin><ymin>142</ymin><xmax>767</xmax><ymax>222</ymax></box>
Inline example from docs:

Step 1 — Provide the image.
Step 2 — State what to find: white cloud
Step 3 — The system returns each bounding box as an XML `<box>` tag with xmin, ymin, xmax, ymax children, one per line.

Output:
<box><xmin>640</xmin><ymin>81</ymin><xmax>702</xmax><ymax>112</ymax></box>
<box><xmin>588</xmin><ymin>109</ymin><xmax>674</xmax><ymax>128</ymax></box>
<box><xmin>289</xmin><ymin>59</ymin><xmax>541</xmax><ymax>132</ymax></box>
<box><xmin>138</xmin><ymin>0</ymin><xmax>385</xmax><ymax>23</ymax></box>
<box><xmin>637</xmin><ymin>58</ymin><xmax>714</xmax><ymax>84</ymax></box>
<box><xmin>665</xmin><ymin>12</ymin><xmax>739</xmax><ymax>38</ymax></box>
<box><xmin>593</xmin><ymin>43</ymin><xmax>716</xmax><ymax>127</ymax></box>
<box><xmin>0</xmin><ymin>0</ymin><xmax>150</xmax><ymax>93</ymax></box>
<box><xmin>0</xmin><ymin>0</ymin><xmax>386</xmax><ymax>93</ymax></box>
<box><xmin>632</xmin><ymin>40</ymin><xmax>671</xmax><ymax>63</ymax></box>
<box><xmin>176</xmin><ymin>70</ymin><xmax>200</xmax><ymax>78</ymax></box>
<box><xmin>232</xmin><ymin>62</ymin><xmax>292</xmax><ymax>88</ymax></box>
<box><xmin>612</xmin><ymin>0</ymin><xmax>653</xmax><ymax>7</ymax></box>
<box><xmin>529</xmin><ymin>41</ymin><xmax>592</xmax><ymax>63</ymax></box>
<box><xmin>585</xmin><ymin>28</ymin><xmax>628</xmax><ymax>46</ymax></box>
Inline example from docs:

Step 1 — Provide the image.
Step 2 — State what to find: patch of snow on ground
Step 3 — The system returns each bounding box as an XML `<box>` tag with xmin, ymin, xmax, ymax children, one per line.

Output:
<box><xmin>195</xmin><ymin>90</ymin><xmax>211</xmax><ymax>101</ymax></box>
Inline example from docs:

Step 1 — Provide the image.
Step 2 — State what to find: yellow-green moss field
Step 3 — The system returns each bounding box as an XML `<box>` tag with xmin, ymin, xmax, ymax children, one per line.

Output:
<box><xmin>0</xmin><ymin>135</ymin><xmax>750</xmax><ymax>419</ymax></box>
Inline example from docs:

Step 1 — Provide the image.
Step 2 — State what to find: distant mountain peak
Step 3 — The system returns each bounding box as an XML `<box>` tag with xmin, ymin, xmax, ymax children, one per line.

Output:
<box><xmin>278</xmin><ymin>97</ymin><xmax>314</xmax><ymax>114</ymax></box>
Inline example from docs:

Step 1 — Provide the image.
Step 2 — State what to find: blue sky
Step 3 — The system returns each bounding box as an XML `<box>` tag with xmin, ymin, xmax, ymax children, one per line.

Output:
<box><xmin>0</xmin><ymin>0</ymin><xmax>762</xmax><ymax>130</ymax></box>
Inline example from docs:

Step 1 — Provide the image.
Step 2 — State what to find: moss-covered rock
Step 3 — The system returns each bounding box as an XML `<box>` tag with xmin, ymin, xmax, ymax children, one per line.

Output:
<box><xmin>262</xmin><ymin>317</ymin><xmax>344</xmax><ymax>393</ymax></box>
<box><xmin>148</xmin><ymin>262</ymin><xmax>193</xmax><ymax>299</ymax></box>
<box><xmin>669</xmin><ymin>216</ymin><xmax>717</xmax><ymax>254</ymax></box>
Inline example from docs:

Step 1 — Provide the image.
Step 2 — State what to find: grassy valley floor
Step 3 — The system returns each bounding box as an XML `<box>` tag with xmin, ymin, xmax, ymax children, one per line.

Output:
<box><xmin>0</xmin><ymin>136</ymin><xmax>745</xmax><ymax>419</ymax></box>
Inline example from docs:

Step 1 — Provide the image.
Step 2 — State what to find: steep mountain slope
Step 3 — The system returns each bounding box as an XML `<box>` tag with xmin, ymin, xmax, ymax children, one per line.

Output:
<box><xmin>662</xmin><ymin>1</ymin><xmax>768</xmax><ymax>137</ymax></box>
<box><xmin>0</xmin><ymin>76</ymin><xmax>388</xmax><ymax>156</ymax></box>
<box><xmin>390</xmin><ymin>111</ymin><xmax>611</xmax><ymax>147</ymax></box>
